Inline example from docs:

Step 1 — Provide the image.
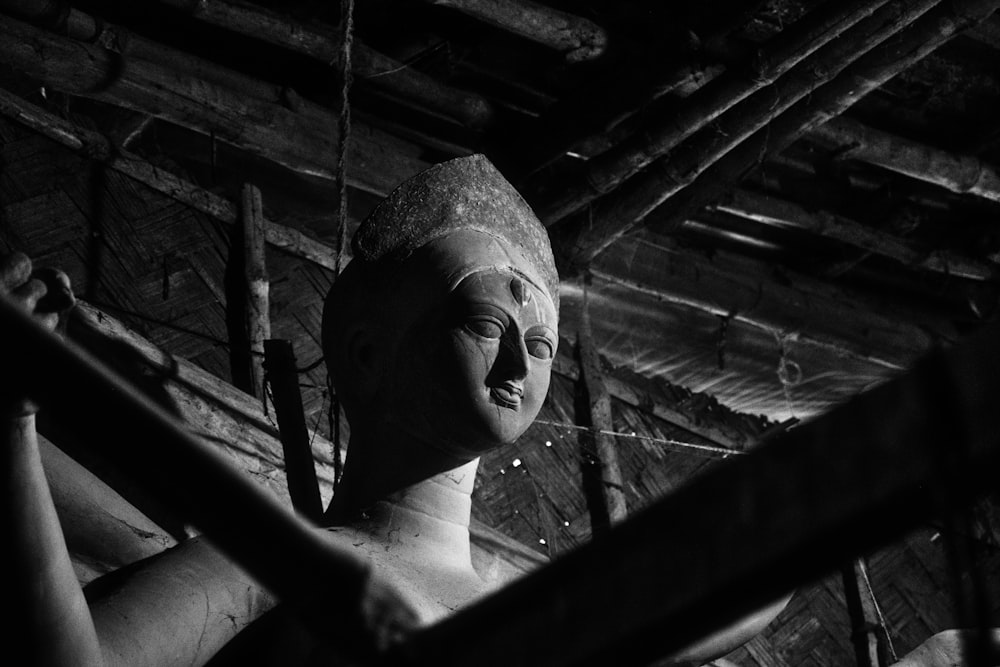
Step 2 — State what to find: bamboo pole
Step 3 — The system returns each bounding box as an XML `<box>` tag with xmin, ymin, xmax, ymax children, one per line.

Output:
<box><xmin>575</xmin><ymin>287</ymin><xmax>627</xmax><ymax>535</ymax></box>
<box><xmin>713</xmin><ymin>189</ymin><xmax>997</xmax><ymax>281</ymax></box>
<box><xmin>841</xmin><ymin>558</ymin><xmax>888</xmax><ymax>667</ymax></box>
<box><xmin>0</xmin><ymin>86</ymin><xmax>344</xmax><ymax>272</ymax></box>
<box><xmin>535</xmin><ymin>0</ymin><xmax>917</xmax><ymax>225</ymax></box>
<box><xmin>422</xmin><ymin>0</ymin><xmax>607</xmax><ymax>62</ymax></box>
<box><xmin>241</xmin><ymin>183</ymin><xmax>270</xmax><ymax>399</ymax></box>
<box><xmin>145</xmin><ymin>0</ymin><xmax>492</xmax><ymax>128</ymax></box>
<box><xmin>560</xmin><ymin>0</ymin><xmax>1000</xmax><ymax>266</ymax></box>
<box><xmin>566</xmin><ymin>0</ymin><xmax>941</xmax><ymax>245</ymax></box>
<box><xmin>397</xmin><ymin>317</ymin><xmax>1000</xmax><ymax>667</ymax></box>
<box><xmin>809</xmin><ymin>116</ymin><xmax>1000</xmax><ymax>204</ymax></box>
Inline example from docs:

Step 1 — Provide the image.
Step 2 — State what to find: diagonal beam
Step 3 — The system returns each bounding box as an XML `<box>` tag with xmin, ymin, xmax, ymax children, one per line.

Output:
<box><xmin>556</xmin><ymin>0</ymin><xmax>1000</xmax><ymax>267</ymax></box>
<box><xmin>534</xmin><ymin>0</ymin><xmax>917</xmax><ymax>225</ymax></box>
<box><xmin>808</xmin><ymin>116</ymin><xmax>1000</xmax><ymax>204</ymax></box>
<box><xmin>712</xmin><ymin>189</ymin><xmax>998</xmax><ymax>281</ymax></box>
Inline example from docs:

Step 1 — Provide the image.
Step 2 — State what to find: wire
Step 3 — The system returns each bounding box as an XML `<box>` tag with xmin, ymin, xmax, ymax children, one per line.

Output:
<box><xmin>532</xmin><ymin>419</ymin><xmax>743</xmax><ymax>458</ymax></box>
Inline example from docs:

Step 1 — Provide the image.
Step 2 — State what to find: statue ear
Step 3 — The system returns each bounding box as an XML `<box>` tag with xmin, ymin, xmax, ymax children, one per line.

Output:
<box><xmin>345</xmin><ymin>323</ymin><xmax>386</xmax><ymax>401</ymax></box>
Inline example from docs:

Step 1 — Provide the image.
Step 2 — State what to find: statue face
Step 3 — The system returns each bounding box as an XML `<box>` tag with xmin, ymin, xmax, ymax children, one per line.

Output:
<box><xmin>381</xmin><ymin>255</ymin><xmax>558</xmax><ymax>458</ymax></box>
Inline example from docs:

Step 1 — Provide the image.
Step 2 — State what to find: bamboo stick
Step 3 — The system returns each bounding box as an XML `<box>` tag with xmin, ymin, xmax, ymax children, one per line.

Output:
<box><xmin>713</xmin><ymin>189</ymin><xmax>997</xmax><ymax>281</ymax></box>
<box><xmin>575</xmin><ymin>289</ymin><xmax>627</xmax><ymax>535</ymax></box>
<box><xmin>241</xmin><ymin>183</ymin><xmax>270</xmax><ymax>399</ymax></box>
<box><xmin>422</xmin><ymin>0</ymin><xmax>607</xmax><ymax>62</ymax></box>
<box><xmin>809</xmin><ymin>116</ymin><xmax>1000</xmax><ymax>204</ymax></box>
<box><xmin>561</xmin><ymin>0</ymin><xmax>1000</xmax><ymax>266</ymax></box>
<box><xmin>841</xmin><ymin>558</ymin><xmax>888</xmax><ymax>667</ymax></box>
<box><xmin>398</xmin><ymin>317</ymin><xmax>1000</xmax><ymax>667</ymax></box>
<box><xmin>0</xmin><ymin>85</ymin><xmax>343</xmax><ymax>272</ymax></box>
<box><xmin>536</xmin><ymin>0</ymin><xmax>916</xmax><ymax>225</ymax></box>
<box><xmin>146</xmin><ymin>0</ymin><xmax>492</xmax><ymax>127</ymax></box>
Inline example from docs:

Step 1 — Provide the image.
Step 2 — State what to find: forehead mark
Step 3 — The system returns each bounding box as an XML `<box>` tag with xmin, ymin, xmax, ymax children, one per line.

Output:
<box><xmin>510</xmin><ymin>277</ymin><xmax>531</xmax><ymax>308</ymax></box>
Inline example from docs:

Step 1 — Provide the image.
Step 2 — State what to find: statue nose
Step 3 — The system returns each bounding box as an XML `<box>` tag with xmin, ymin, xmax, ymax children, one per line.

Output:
<box><xmin>497</xmin><ymin>328</ymin><xmax>530</xmax><ymax>381</ymax></box>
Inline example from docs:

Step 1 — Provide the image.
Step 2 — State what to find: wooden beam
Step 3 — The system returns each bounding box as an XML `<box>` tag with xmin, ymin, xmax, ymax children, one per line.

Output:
<box><xmin>555</xmin><ymin>0</ymin><xmax>1000</xmax><ymax>267</ymax></box>
<box><xmin>712</xmin><ymin>189</ymin><xmax>997</xmax><ymax>281</ymax></box>
<box><xmin>575</xmin><ymin>289</ymin><xmax>627</xmax><ymax>534</ymax></box>
<box><xmin>144</xmin><ymin>0</ymin><xmax>493</xmax><ymax>127</ymax></box>
<box><xmin>0</xmin><ymin>86</ymin><xmax>348</xmax><ymax>272</ymax></box>
<box><xmin>0</xmin><ymin>14</ymin><xmax>426</xmax><ymax>187</ymax></box>
<box><xmin>588</xmin><ymin>235</ymin><xmax>956</xmax><ymax>370</ymax></box>
<box><xmin>240</xmin><ymin>183</ymin><xmax>270</xmax><ymax>399</ymax></box>
<box><xmin>422</xmin><ymin>0</ymin><xmax>607</xmax><ymax>62</ymax></box>
<box><xmin>808</xmin><ymin>116</ymin><xmax>1000</xmax><ymax>205</ymax></box>
<box><xmin>535</xmin><ymin>0</ymin><xmax>922</xmax><ymax>225</ymax></box>
<box><xmin>398</xmin><ymin>316</ymin><xmax>1000</xmax><ymax>667</ymax></box>
<box><xmin>628</xmin><ymin>0</ymin><xmax>1000</xmax><ymax>262</ymax></box>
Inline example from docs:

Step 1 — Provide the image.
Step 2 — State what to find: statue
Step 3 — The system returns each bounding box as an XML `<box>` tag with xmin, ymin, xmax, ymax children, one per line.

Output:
<box><xmin>2</xmin><ymin>154</ymin><xmax>863</xmax><ymax>665</ymax></box>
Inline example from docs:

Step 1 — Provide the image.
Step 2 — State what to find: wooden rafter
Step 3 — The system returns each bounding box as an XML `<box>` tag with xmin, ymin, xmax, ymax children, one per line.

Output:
<box><xmin>809</xmin><ymin>116</ymin><xmax>1000</xmax><ymax>204</ymax></box>
<box><xmin>712</xmin><ymin>189</ymin><xmax>998</xmax><ymax>281</ymax></box>
<box><xmin>422</xmin><ymin>0</ymin><xmax>607</xmax><ymax>62</ymax></box>
<box><xmin>557</xmin><ymin>0</ymin><xmax>1000</xmax><ymax>267</ymax></box>
<box><xmin>535</xmin><ymin>0</ymin><xmax>908</xmax><ymax>225</ymax></box>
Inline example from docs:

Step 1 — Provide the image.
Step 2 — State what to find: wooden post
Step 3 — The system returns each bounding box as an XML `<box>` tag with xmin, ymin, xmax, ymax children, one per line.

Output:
<box><xmin>264</xmin><ymin>339</ymin><xmax>324</xmax><ymax>522</ymax></box>
<box><xmin>841</xmin><ymin>558</ymin><xmax>886</xmax><ymax>667</ymax></box>
<box><xmin>575</xmin><ymin>283</ymin><xmax>627</xmax><ymax>535</ymax></box>
<box><xmin>241</xmin><ymin>183</ymin><xmax>270</xmax><ymax>400</ymax></box>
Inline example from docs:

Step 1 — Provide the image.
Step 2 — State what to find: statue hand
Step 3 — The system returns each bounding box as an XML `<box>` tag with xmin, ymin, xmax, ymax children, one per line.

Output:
<box><xmin>0</xmin><ymin>252</ymin><xmax>76</xmax><ymax>417</ymax></box>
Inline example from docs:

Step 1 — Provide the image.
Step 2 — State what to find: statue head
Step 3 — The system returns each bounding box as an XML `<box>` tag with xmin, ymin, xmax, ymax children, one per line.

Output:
<box><xmin>322</xmin><ymin>155</ymin><xmax>559</xmax><ymax>493</ymax></box>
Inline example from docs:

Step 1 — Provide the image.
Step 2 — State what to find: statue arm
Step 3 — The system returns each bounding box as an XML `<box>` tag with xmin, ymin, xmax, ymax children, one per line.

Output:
<box><xmin>1</xmin><ymin>253</ymin><xmax>275</xmax><ymax>665</ymax></box>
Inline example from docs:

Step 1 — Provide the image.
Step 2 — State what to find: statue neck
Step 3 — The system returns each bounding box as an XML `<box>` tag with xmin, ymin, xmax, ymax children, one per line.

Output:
<box><xmin>347</xmin><ymin>458</ymin><xmax>479</xmax><ymax>567</ymax></box>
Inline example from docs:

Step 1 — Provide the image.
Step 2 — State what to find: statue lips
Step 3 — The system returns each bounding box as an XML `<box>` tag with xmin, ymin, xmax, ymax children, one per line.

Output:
<box><xmin>490</xmin><ymin>381</ymin><xmax>524</xmax><ymax>409</ymax></box>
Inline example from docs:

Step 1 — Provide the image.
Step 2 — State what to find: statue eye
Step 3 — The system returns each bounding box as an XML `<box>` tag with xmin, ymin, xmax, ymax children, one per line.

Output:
<box><xmin>526</xmin><ymin>337</ymin><xmax>554</xmax><ymax>360</ymax></box>
<box><xmin>465</xmin><ymin>317</ymin><xmax>504</xmax><ymax>339</ymax></box>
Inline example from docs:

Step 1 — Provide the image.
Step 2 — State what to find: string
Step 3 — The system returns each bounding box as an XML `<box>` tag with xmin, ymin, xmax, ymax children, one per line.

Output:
<box><xmin>532</xmin><ymin>419</ymin><xmax>743</xmax><ymax>458</ymax></box>
<box><xmin>858</xmin><ymin>558</ymin><xmax>898</xmax><ymax>662</ymax></box>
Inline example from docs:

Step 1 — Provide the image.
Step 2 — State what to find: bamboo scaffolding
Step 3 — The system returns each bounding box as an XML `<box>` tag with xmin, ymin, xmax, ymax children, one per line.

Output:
<box><xmin>713</xmin><ymin>189</ymin><xmax>997</xmax><ymax>281</ymax></box>
<box><xmin>422</xmin><ymin>0</ymin><xmax>607</xmax><ymax>62</ymax></box>
<box><xmin>809</xmin><ymin>116</ymin><xmax>1000</xmax><ymax>205</ymax></box>
<box><xmin>241</xmin><ymin>183</ymin><xmax>270</xmax><ymax>399</ymax></box>
<box><xmin>399</xmin><ymin>317</ymin><xmax>1000</xmax><ymax>667</ymax></box>
<box><xmin>535</xmin><ymin>0</ymin><xmax>915</xmax><ymax>225</ymax></box>
<box><xmin>0</xmin><ymin>86</ymin><xmax>345</xmax><ymax>272</ymax></box>
<box><xmin>575</xmin><ymin>291</ymin><xmax>627</xmax><ymax>535</ymax></box>
<box><xmin>561</xmin><ymin>0</ymin><xmax>1000</xmax><ymax>266</ymax></box>
<box><xmin>145</xmin><ymin>0</ymin><xmax>492</xmax><ymax>128</ymax></box>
